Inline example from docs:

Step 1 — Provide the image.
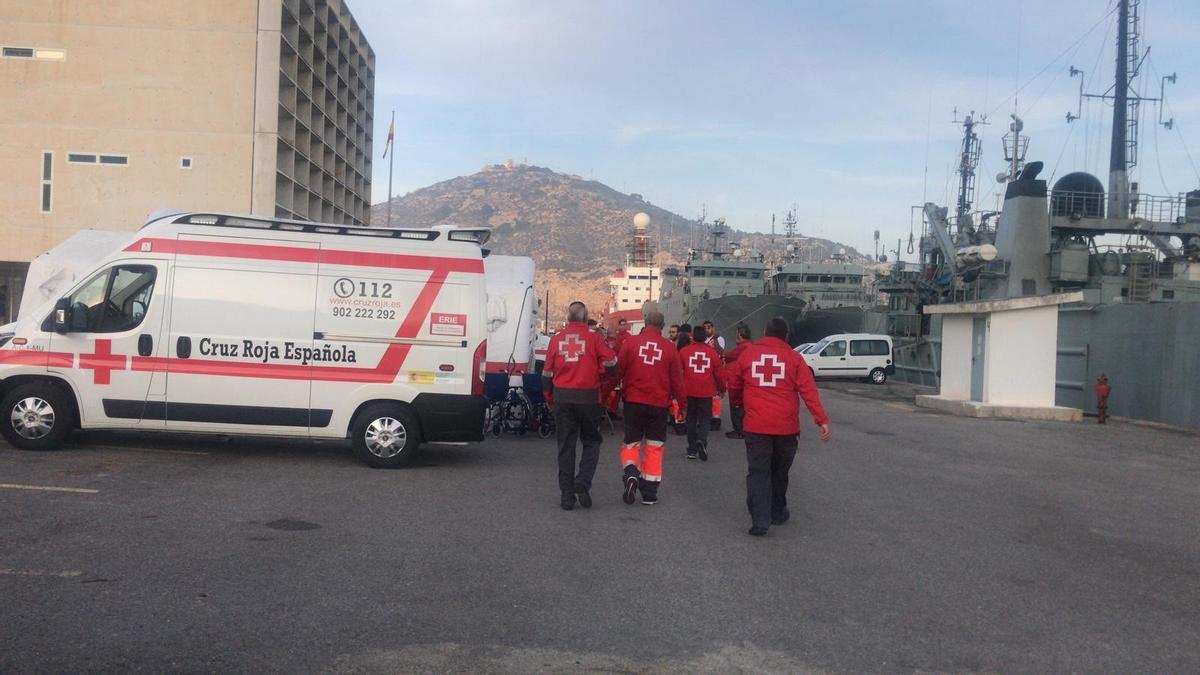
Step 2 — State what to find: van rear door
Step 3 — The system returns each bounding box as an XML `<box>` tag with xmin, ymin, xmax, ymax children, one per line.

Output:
<box><xmin>162</xmin><ymin>235</ymin><xmax>317</xmax><ymax>433</ymax></box>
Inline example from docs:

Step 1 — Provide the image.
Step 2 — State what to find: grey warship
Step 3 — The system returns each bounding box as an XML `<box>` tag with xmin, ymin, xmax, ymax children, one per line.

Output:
<box><xmin>873</xmin><ymin>0</ymin><xmax>1200</xmax><ymax>429</ymax></box>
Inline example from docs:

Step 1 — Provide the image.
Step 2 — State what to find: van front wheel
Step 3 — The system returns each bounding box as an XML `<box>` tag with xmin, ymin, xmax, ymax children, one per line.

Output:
<box><xmin>869</xmin><ymin>368</ymin><xmax>888</xmax><ymax>385</ymax></box>
<box><xmin>1</xmin><ymin>382</ymin><xmax>73</xmax><ymax>451</ymax></box>
<box><xmin>351</xmin><ymin>404</ymin><xmax>421</xmax><ymax>468</ymax></box>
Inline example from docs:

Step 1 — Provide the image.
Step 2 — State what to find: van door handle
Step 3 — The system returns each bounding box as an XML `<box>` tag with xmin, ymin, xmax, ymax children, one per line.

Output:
<box><xmin>138</xmin><ymin>334</ymin><xmax>153</xmax><ymax>356</ymax></box>
<box><xmin>840</xmin><ymin>357</ymin><xmax>846</xmax><ymax>360</ymax></box>
<box><xmin>177</xmin><ymin>336</ymin><xmax>191</xmax><ymax>359</ymax></box>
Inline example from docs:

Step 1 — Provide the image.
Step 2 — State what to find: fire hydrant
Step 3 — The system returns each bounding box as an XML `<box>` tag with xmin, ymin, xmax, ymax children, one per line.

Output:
<box><xmin>1095</xmin><ymin>374</ymin><xmax>1112</xmax><ymax>424</ymax></box>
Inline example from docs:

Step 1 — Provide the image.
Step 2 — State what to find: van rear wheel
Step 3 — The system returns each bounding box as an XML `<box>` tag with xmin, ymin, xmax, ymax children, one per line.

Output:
<box><xmin>1</xmin><ymin>382</ymin><xmax>73</xmax><ymax>451</ymax></box>
<box><xmin>869</xmin><ymin>368</ymin><xmax>888</xmax><ymax>385</ymax></box>
<box><xmin>351</xmin><ymin>404</ymin><xmax>421</xmax><ymax>468</ymax></box>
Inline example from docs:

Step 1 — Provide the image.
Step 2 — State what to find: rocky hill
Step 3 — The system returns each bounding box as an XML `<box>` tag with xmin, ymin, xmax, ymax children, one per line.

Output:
<box><xmin>370</xmin><ymin>162</ymin><xmax>867</xmax><ymax>321</ymax></box>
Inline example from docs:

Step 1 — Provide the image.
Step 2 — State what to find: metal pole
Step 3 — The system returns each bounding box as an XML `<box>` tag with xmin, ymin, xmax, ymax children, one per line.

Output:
<box><xmin>1109</xmin><ymin>0</ymin><xmax>1129</xmax><ymax>218</ymax></box>
<box><xmin>385</xmin><ymin>110</ymin><xmax>395</xmax><ymax>227</ymax></box>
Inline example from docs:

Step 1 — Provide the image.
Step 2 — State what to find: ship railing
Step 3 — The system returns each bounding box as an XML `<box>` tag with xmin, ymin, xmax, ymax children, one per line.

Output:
<box><xmin>1132</xmin><ymin>193</ymin><xmax>1188</xmax><ymax>223</ymax></box>
<box><xmin>1050</xmin><ymin>190</ymin><xmax>1188</xmax><ymax>224</ymax></box>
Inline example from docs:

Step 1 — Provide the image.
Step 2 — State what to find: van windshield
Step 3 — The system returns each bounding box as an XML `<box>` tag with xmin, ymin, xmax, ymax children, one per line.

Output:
<box><xmin>808</xmin><ymin>338</ymin><xmax>830</xmax><ymax>354</ymax></box>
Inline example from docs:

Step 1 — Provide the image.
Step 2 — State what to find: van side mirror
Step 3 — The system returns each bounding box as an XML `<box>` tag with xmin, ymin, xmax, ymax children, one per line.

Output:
<box><xmin>53</xmin><ymin>298</ymin><xmax>70</xmax><ymax>334</ymax></box>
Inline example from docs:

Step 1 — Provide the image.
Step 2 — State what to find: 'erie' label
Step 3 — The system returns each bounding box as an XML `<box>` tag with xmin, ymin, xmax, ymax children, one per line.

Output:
<box><xmin>430</xmin><ymin>313</ymin><xmax>467</xmax><ymax>337</ymax></box>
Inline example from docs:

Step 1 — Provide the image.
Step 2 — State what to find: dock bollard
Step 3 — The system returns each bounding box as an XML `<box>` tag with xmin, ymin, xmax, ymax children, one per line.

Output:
<box><xmin>1095</xmin><ymin>374</ymin><xmax>1111</xmax><ymax>424</ymax></box>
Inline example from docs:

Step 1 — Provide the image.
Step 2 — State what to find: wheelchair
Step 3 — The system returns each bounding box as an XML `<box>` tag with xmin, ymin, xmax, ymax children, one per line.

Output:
<box><xmin>483</xmin><ymin>372</ymin><xmax>553</xmax><ymax>439</ymax></box>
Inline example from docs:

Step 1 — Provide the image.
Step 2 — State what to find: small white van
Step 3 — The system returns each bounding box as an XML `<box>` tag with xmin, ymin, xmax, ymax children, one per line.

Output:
<box><xmin>0</xmin><ymin>212</ymin><xmax>490</xmax><ymax>468</ymax></box>
<box><xmin>800</xmin><ymin>333</ymin><xmax>895</xmax><ymax>384</ymax></box>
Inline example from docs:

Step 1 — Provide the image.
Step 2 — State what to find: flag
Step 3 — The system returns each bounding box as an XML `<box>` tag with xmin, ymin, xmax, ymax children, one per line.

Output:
<box><xmin>382</xmin><ymin>115</ymin><xmax>395</xmax><ymax>159</ymax></box>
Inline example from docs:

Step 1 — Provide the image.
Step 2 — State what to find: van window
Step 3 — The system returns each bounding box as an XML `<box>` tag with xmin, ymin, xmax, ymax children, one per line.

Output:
<box><xmin>63</xmin><ymin>265</ymin><xmax>156</xmax><ymax>333</ymax></box>
<box><xmin>821</xmin><ymin>340</ymin><xmax>846</xmax><ymax>357</ymax></box>
<box><xmin>850</xmin><ymin>339</ymin><xmax>890</xmax><ymax>356</ymax></box>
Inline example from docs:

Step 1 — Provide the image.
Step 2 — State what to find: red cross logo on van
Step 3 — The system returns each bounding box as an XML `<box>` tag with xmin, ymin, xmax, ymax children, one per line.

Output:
<box><xmin>639</xmin><ymin>341</ymin><xmax>663</xmax><ymax>366</ymax></box>
<box><xmin>79</xmin><ymin>339</ymin><xmax>126</xmax><ymax>385</ymax></box>
<box><xmin>751</xmin><ymin>354</ymin><xmax>785</xmax><ymax>387</ymax></box>
<box><xmin>561</xmin><ymin>333</ymin><xmax>586</xmax><ymax>362</ymax></box>
<box><xmin>688</xmin><ymin>351</ymin><xmax>711</xmax><ymax>374</ymax></box>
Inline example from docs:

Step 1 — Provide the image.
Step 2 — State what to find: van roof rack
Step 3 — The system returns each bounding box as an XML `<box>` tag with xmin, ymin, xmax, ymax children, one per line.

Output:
<box><xmin>144</xmin><ymin>212</ymin><xmax>490</xmax><ymax>246</ymax></box>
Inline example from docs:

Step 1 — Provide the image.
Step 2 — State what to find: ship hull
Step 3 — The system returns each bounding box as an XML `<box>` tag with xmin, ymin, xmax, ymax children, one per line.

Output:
<box><xmin>649</xmin><ymin>293</ymin><xmax>866</xmax><ymax>347</ymax></box>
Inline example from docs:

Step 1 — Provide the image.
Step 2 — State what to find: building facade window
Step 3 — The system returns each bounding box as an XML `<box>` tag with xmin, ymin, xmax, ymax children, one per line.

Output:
<box><xmin>2</xmin><ymin>46</ymin><xmax>65</xmax><ymax>60</ymax></box>
<box><xmin>181</xmin><ymin>157</ymin><xmax>193</xmax><ymax>169</ymax></box>
<box><xmin>0</xmin><ymin>262</ymin><xmax>31</xmax><ymax>324</ymax></box>
<box><xmin>67</xmin><ymin>153</ymin><xmax>128</xmax><ymax>166</ymax></box>
<box><xmin>40</xmin><ymin>151</ymin><xmax>52</xmax><ymax>213</ymax></box>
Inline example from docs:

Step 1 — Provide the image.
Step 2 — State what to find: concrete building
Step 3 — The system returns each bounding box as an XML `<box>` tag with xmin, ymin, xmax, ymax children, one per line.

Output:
<box><xmin>916</xmin><ymin>292</ymin><xmax>1084</xmax><ymax>422</ymax></box>
<box><xmin>0</xmin><ymin>0</ymin><xmax>375</xmax><ymax>323</ymax></box>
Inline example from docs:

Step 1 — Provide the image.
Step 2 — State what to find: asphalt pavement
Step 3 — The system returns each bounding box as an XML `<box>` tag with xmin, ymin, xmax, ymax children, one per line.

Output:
<box><xmin>1</xmin><ymin>384</ymin><xmax>1198</xmax><ymax>673</ymax></box>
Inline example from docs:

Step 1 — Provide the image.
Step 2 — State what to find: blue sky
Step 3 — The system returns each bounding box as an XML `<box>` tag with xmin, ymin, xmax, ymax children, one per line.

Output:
<box><xmin>350</xmin><ymin>0</ymin><xmax>1200</xmax><ymax>260</ymax></box>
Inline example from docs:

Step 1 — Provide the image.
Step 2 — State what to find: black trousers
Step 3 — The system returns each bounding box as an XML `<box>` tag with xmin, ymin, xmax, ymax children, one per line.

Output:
<box><xmin>685</xmin><ymin>397</ymin><xmax>711</xmax><ymax>454</ymax></box>
<box><xmin>555</xmin><ymin>401</ymin><xmax>603</xmax><ymax>494</ymax></box>
<box><xmin>744</xmin><ymin>432</ymin><xmax>798</xmax><ymax>530</ymax></box>
<box><xmin>731</xmin><ymin>405</ymin><xmax>745</xmax><ymax>434</ymax></box>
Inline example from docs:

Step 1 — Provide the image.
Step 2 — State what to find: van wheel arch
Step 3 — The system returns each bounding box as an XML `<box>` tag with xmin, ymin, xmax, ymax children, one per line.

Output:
<box><xmin>0</xmin><ymin>376</ymin><xmax>81</xmax><ymax>428</ymax></box>
<box><xmin>0</xmin><ymin>377</ymin><xmax>80</xmax><ymax>450</ymax></box>
<box><xmin>347</xmin><ymin>399</ymin><xmax>421</xmax><ymax>440</ymax></box>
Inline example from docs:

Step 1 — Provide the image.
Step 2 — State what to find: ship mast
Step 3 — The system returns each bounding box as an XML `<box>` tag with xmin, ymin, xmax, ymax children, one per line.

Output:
<box><xmin>1108</xmin><ymin>0</ymin><xmax>1133</xmax><ymax>218</ymax></box>
<box><xmin>1068</xmin><ymin>0</ymin><xmax>1160</xmax><ymax>219</ymax></box>
<box><xmin>951</xmin><ymin>108</ymin><xmax>985</xmax><ymax>237</ymax></box>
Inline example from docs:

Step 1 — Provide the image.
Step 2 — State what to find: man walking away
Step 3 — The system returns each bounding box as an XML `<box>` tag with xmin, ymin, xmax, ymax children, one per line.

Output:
<box><xmin>616</xmin><ymin>311</ymin><xmax>684</xmax><ymax>505</ymax></box>
<box><xmin>669</xmin><ymin>323</ymin><xmax>692</xmax><ymax>432</ymax></box>
<box><xmin>679</xmin><ymin>325</ymin><xmax>726</xmax><ymax>461</ymax></box>
<box><xmin>723</xmin><ymin>323</ymin><xmax>753</xmax><ymax>439</ymax></box>
<box><xmin>543</xmin><ymin>301</ymin><xmax>617</xmax><ymax>511</ymax></box>
<box><xmin>728</xmin><ymin>317</ymin><xmax>831</xmax><ymax>536</ymax></box>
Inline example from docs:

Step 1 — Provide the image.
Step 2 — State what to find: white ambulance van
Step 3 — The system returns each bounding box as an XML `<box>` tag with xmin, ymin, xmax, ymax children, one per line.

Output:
<box><xmin>800</xmin><ymin>333</ymin><xmax>895</xmax><ymax>384</ymax></box>
<box><xmin>0</xmin><ymin>212</ymin><xmax>490</xmax><ymax>468</ymax></box>
<box><xmin>483</xmin><ymin>255</ymin><xmax>538</xmax><ymax>383</ymax></box>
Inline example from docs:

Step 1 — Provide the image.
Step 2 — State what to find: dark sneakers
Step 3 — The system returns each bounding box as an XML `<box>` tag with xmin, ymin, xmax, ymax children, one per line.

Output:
<box><xmin>622</xmin><ymin>475</ymin><xmax>639</xmax><ymax>505</ymax></box>
<box><xmin>561</xmin><ymin>492</ymin><xmax>576</xmax><ymax>510</ymax></box>
<box><xmin>771</xmin><ymin>509</ymin><xmax>790</xmax><ymax>525</ymax></box>
<box><xmin>575</xmin><ymin>485</ymin><xmax>592</xmax><ymax>509</ymax></box>
<box><xmin>686</xmin><ymin>451</ymin><xmax>698</xmax><ymax>460</ymax></box>
<box><xmin>641</xmin><ymin>496</ymin><xmax>658</xmax><ymax>505</ymax></box>
<box><xmin>748</xmin><ymin>526</ymin><xmax>768</xmax><ymax>536</ymax></box>
<box><xmin>697</xmin><ymin>440</ymin><xmax>708</xmax><ymax>462</ymax></box>
<box><xmin>725</xmin><ymin>431</ymin><xmax>744</xmax><ymax>439</ymax></box>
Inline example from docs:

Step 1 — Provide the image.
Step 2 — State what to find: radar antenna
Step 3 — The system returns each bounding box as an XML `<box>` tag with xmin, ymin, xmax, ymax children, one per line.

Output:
<box><xmin>1064</xmin><ymin>0</ymin><xmax>1176</xmax><ymax>217</ymax></box>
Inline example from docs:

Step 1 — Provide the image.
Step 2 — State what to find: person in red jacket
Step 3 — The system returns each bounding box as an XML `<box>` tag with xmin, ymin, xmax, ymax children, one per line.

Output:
<box><xmin>543</xmin><ymin>301</ymin><xmax>618</xmax><ymax>511</ymax></box>
<box><xmin>600</xmin><ymin>319</ymin><xmax>632</xmax><ymax>419</ymax></box>
<box><xmin>678</xmin><ymin>325</ymin><xmax>726</xmax><ymax>461</ymax></box>
<box><xmin>616</xmin><ymin>311</ymin><xmax>684</xmax><ymax>505</ymax></box>
<box><xmin>723</xmin><ymin>323</ymin><xmax>753</xmax><ymax>440</ymax></box>
<box><xmin>728</xmin><ymin>317</ymin><xmax>831</xmax><ymax>537</ymax></box>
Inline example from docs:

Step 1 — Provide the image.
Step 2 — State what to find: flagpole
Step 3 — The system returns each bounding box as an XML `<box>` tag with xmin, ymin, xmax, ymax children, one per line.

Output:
<box><xmin>385</xmin><ymin>110</ymin><xmax>395</xmax><ymax>227</ymax></box>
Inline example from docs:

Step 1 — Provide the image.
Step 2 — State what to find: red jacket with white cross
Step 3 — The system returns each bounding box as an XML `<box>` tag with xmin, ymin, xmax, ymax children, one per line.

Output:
<box><xmin>678</xmin><ymin>341</ymin><xmax>727</xmax><ymax>399</ymax></box>
<box><xmin>728</xmin><ymin>336</ymin><xmax>828</xmax><ymax>435</ymax></box>
<box><xmin>542</xmin><ymin>322</ymin><xmax>617</xmax><ymax>404</ymax></box>
<box><xmin>617</xmin><ymin>327</ymin><xmax>684</xmax><ymax>409</ymax></box>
